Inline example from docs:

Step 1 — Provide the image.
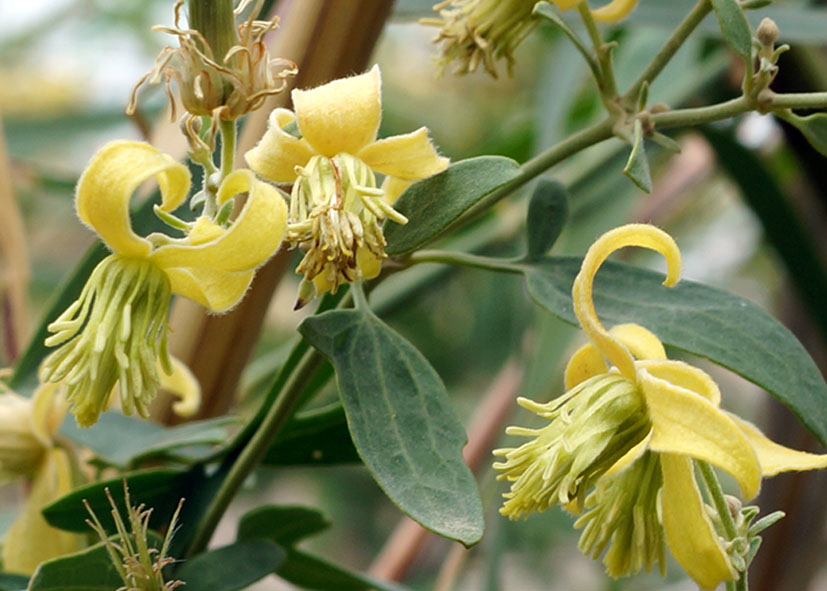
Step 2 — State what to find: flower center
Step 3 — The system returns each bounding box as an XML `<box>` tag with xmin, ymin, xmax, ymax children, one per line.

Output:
<box><xmin>40</xmin><ymin>254</ymin><xmax>172</xmax><ymax>427</ymax></box>
<box><xmin>286</xmin><ymin>153</ymin><xmax>407</xmax><ymax>295</ymax></box>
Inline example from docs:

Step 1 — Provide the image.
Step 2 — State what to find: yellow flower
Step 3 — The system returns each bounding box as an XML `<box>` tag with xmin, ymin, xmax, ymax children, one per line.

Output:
<box><xmin>0</xmin><ymin>382</ymin><xmax>85</xmax><ymax>574</ymax></box>
<box><xmin>246</xmin><ymin>65</ymin><xmax>449</xmax><ymax>303</ymax></box>
<box><xmin>40</xmin><ymin>141</ymin><xmax>286</xmax><ymax>426</ymax></box>
<box><xmin>494</xmin><ymin>224</ymin><xmax>827</xmax><ymax>589</ymax></box>
<box><xmin>552</xmin><ymin>0</ymin><xmax>640</xmax><ymax>23</ymax></box>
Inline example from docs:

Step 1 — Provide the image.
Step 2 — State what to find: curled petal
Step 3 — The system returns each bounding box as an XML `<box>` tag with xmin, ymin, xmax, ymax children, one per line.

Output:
<box><xmin>564</xmin><ymin>343</ymin><xmax>608</xmax><ymax>390</ymax></box>
<box><xmin>150</xmin><ymin>169</ymin><xmax>286</xmax><ymax>273</ymax></box>
<box><xmin>358</xmin><ymin>127</ymin><xmax>449</xmax><ymax>180</ymax></box>
<box><xmin>245</xmin><ymin>108</ymin><xmax>315</xmax><ymax>183</ymax></box>
<box><xmin>660</xmin><ymin>453</ymin><xmax>737</xmax><ymax>590</ymax></box>
<box><xmin>381</xmin><ymin>176</ymin><xmax>412</xmax><ymax>205</ymax></box>
<box><xmin>611</xmin><ymin>323</ymin><xmax>666</xmax><ymax>361</ymax></box>
<box><xmin>728</xmin><ymin>412</ymin><xmax>827</xmax><ymax>477</ymax></box>
<box><xmin>572</xmin><ymin>224</ymin><xmax>681</xmax><ymax>381</ymax></box>
<box><xmin>591</xmin><ymin>0</ymin><xmax>639</xmax><ymax>23</ymax></box>
<box><xmin>161</xmin><ymin>357</ymin><xmax>201</xmax><ymax>418</ymax></box>
<box><xmin>639</xmin><ymin>363</ymin><xmax>761</xmax><ymax>499</ymax></box>
<box><xmin>293</xmin><ymin>65</ymin><xmax>381</xmax><ymax>157</ymax></box>
<box><xmin>164</xmin><ymin>266</ymin><xmax>255</xmax><ymax>313</ymax></box>
<box><xmin>603</xmin><ymin>429</ymin><xmax>652</xmax><ymax>478</ymax></box>
<box><xmin>76</xmin><ymin>141</ymin><xmax>190</xmax><ymax>258</ymax></box>
<box><xmin>637</xmin><ymin>359</ymin><xmax>721</xmax><ymax>406</ymax></box>
<box><xmin>2</xmin><ymin>449</ymin><xmax>84</xmax><ymax>574</ymax></box>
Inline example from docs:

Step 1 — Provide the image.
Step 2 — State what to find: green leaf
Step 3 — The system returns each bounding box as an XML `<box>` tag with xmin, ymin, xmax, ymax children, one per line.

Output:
<box><xmin>238</xmin><ymin>505</ymin><xmax>330</xmax><ymax>547</ymax></box>
<box><xmin>525</xmin><ymin>179</ymin><xmax>569</xmax><ymax>261</ymax></box>
<box><xmin>384</xmin><ymin>156</ymin><xmax>522</xmax><ymax>255</ymax></box>
<box><xmin>299</xmin><ymin>309</ymin><xmax>484</xmax><ymax>546</ymax></box>
<box><xmin>237</xmin><ymin>505</ymin><xmax>410</xmax><ymax>591</ymax></box>
<box><xmin>782</xmin><ymin>112</ymin><xmax>827</xmax><ymax>157</ymax></box>
<box><xmin>709</xmin><ymin>0</ymin><xmax>753</xmax><ymax>59</ymax></box>
<box><xmin>60</xmin><ymin>413</ymin><xmax>232</xmax><ymax>469</ymax></box>
<box><xmin>43</xmin><ymin>469</ymin><xmax>198</xmax><ymax>533</ymax></box>
<box><xmin>27</xmin><ymin>534</ymin><xmax>161</xmax><ymax>591</ymax></box>
<box><xmin>519</xmin><ymin>256</ymin><xmax>827</xmax><ymax>443</ymax></box>
<box><xmin>0</xmin><ymin>574</ymin><xmax>28</xmax><ymax>591</ymax></box>
<box><xmin>622</xmin><ymin>119</ymin><xmax>652</xmax><ymax>193</ymax></box>
<box><xmin>265</xmin><ymin>404</ymin><xmax>360</xmax><ymax>466</ymax></box>
<box><xmin>174</xmin><ymin>540</ymin><xmax>284</xmax><ymax>591</ymax></box>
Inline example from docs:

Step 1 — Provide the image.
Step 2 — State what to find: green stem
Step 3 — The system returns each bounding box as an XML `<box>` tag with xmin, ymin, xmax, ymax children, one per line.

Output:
<box><xmin>577</xmin><ymin>2</ymin><xmax>619</xmax><ymax>105</ymax></box>
<box><xmin>623</xmin><ymin>0</ymin><xmax>712</xmax><ymax>108</ymax></box>
<box><xmin>699</xmin><ymin>462</ymin><xmax>746</xmax><ymax>591</ymax></box>
<box><xmin>765</xmin><ymin>91</ymin><xmax>827</xmax><ymax>110</ymax></box>
<box><xmin>408</xmin><ymin>250</ymin><xmax>522</xmax><ymax>274</ymax></box>
<box><xmin>219</xmin><ymin>118</ymin><xmax>237</xmax><ymax>180</ymax></box>
<box><xmin>187</xmin><ymin>0</ymin><xmax>236</xmax><ymax>64</ymax></box>
<box><xmin>652</xmin><ymin>96</ymin><xmax>751</xmax><ymax>128</ymax></box>
<box><xmin>186</xmin><ymin>346</ymin><xmax>324</xmax><ymax>557</ymax></box>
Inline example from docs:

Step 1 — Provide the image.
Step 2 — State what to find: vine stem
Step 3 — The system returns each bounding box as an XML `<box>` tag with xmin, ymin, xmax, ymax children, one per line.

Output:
<box><xmin>408</xmin><ymin>250</ymin><xmax>521</xmax><ymax>274</ymax></box>
<box><xmin>698</xmin><ymin>461</ymin><xmax>746</xmax><ymax>591</ymax></box>
<box><xmin>185</xmin><ymin>347</ymin><xmax>324</xmax><ymax>557</ymax></box>
<box><xmin>576</xmin><ymin>2</ymin><xmax>619</xmax><ymax>106</ymax></box>
<box><xmin>219</xmin><ymin>118</ymin><xmax>237</xmax><ymax>180</ymax></box>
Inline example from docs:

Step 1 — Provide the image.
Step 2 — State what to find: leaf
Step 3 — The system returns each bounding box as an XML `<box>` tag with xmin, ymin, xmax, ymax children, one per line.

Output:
<box><xmin>299</xmin><ymin>309</ymin><xmax>484</xmax><ymax>546</ymax></box>
<box><xmin>59</xmin><ymin>413</ymin><xmax>232</xmax><ymax>468</ymax></box>
<box><xmin>519</xmin><ymin>256</ymin><xmax>827</xmax><ymax>444</ymax></box>
<box><xmin>237</xmin><ymin>505</ymin><xmax>410</xmax><ymax>591</ymax></box>
<box><xmin>525</xmin><ymin>179</ymin><xmax>569</xmax><ymax>261</ymax></box>
<box><xmin>622</xmin><ymin>119</ymin><xmax>652</xmax><ymax>193</ymax></box>
<box><xmin>782</xmin><ymin>112</ymin><xmax>827</xmax><ymax>157</ymax></box>
<box><xmin>709</xmin><ymin>0</ymin><xmax>753</xmax><ymax>59</ymax></box>
<box><xmin>174</xmin><ymin>540</ymin><xmax>284</xmax><ymax>591</ymax></box>
<box><xmin>264</xmin><ymin>404</ymin><xmax>360</xmax><ymax>466</ymax></box>
<box><xmin>27</xmin><ymin>534</ymin><xmax>161</xmax><ymax>591</ymax></box>
<box><xmin>43</xmin><ymin>469</ymin><xmax>198</xmax><ymax>533</ymax></box>
<box><xmin>237</xmin><ymin>505</ymin><xmax>330</xmax><ymax>547</ymax></box>
<box><xmin>384</xmin><ymin>156</ymin><xmax>522</xmax><ymax>255</ymax></box>
<box><xmin>0</xmin><ymin>574</ymin><xmax>27</xmax><ymax>591</ymax></box>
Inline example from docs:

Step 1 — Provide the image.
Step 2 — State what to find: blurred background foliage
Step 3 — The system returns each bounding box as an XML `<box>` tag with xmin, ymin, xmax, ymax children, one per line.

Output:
<box><xmin>1</xmin><ymin>0</ymin><xmax>826</xmax><ymax>589</ymax></box>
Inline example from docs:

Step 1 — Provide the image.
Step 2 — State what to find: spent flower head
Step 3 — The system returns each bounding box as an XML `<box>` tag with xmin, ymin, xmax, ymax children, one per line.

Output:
<box><xmin>246</xmin><ymin>65</ymin><xmax>449</xmax><ymax>306</ymax></box>
<box><xmin>40</xmin><ymin>141</ymin><xmax>286</xmax><ymax>426</ymax></box>
<box><xmin>495</xmin><ymin>224</ymin><xmax>827</xmax><ymax>589</ymax></box>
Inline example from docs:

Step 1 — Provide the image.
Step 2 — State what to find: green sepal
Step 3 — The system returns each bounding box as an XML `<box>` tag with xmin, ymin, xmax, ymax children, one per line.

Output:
<box><xmin>623</xmin><ymin>119</ymin><xmax>653</xmax><ymax>193</ymax></box>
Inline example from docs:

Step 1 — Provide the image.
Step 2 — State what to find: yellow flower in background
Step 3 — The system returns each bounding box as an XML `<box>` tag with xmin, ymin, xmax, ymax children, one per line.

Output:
<box><xmin>552</xmin><ymin>0</ymin><xmax>640</xmax><ymax>23</ymax></box>
<box><xmin>0</xmin><ymin>381</ymin><xmax>84</xmax><ymax>574</ymax></box>
<box><xmin>246</xmin><ymin>65</ymin><xmax>448</xmax><ymax>305</ymax></box>
<box><xmin>40</xmin><ymin>141</ymin><xmax>286</xmax><ymax>426</ymax></box>
<box><xmin>494</xmin><ymin>224</ymin><xmax>827</xmax><ymax>589</ymax></box>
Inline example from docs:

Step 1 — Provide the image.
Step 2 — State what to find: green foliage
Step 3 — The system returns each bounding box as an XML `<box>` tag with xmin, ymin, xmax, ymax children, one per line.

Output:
<box><xmin>385</xmin><ymin>156</ymin><xmax>522</xmax><ymax>255</ymax></box>
<box><xmin>519</xmin><ymin>256</ymin><xmax>827</xmax><ymax>443</ymax></box>
<box><xmin>710</xmin><ymin>0</ymin><xmax>754</xmax><ymax>60</ymax></box>
<box><xmin>783</xmin><ymin>112</ymin><xmax>827</xmax><ymax>158</ymax></box>
<box><xmin>622</xmin><ymin>119</ymin><xmax>653</xmax><ymax>193</ymax></box>
<box><xmin>0</xmin><ymin>574</ymin><xmax>27</xmax><ymax>591</ymax></box>
<box><xmin>174</xmin><ymin>540</ymin><xmax>285</xmax><ymax>591</ymax></box>
<box><xmin>264</xmin><ymin>403</ymin><xmax>360</xmax><ymax>466</ymax></box>
<box><xmin>525</xmin><ymin>180</ymin><xmax>569</xmax><ymax>260</ymax></box>
<box><xmin>299</xmin><ymin>308</ymin><xmax>484</xmax><ymax>546</ymax></box>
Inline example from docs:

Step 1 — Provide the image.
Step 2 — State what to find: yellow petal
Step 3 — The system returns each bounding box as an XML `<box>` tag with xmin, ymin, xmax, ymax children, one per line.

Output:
<box><xmin>564</xmin><ymin>343</ymin><xmax>608</xmax><ymax>390</ymax></box>
<box><xmin>728</xmin><ymin>412</ymin><xmax>827</xmax><ymax>476</ymax></box>
<box><xmin>164</xmin><ymin>266</ymin><xmax>255</xmax><ymax>313</ymax></box>
<box><xmin>381</xmin><ymin>176</ymin><xmax>412</xmax><ymax>205</ymax></box>
<box><xmin>660</xmin><ymin>453</ymin><xmax>737</xmax><ymax>590</ymax></box>
<box><xmin>161</xmin><ymin>357</ymin><xmax>201</xmax><ymax>418</ymax></box>
<box><xmin>31</xmin><ymin>383</ymin><xmax>67</xmax><ymax>445</ymax></box>
<box><xmin>591</xmin><ymin>0</ymin><xmax>639</xmax><ymax>23</ymax></box>
<box><xmin>639</xmin><ymin>363</ymin><xmax>761</xmax><ymax>499</ymax></box>
<box><xmin>610</xmin><ymin>323</ymin><xmax>666</xmax><ymax>361</ymax></box>
<box><xmin>603</xmin><ymin>429</ymin><xmax>652</xmax><ymax>478</ymax></box>
<box><xmin>76</xmin><ymin>141</ymin><xmax>190</xmax><ymax>258</ymax></box>
<box><xmin>245</xmin><ymin>108</ymin><xmax>315</xmax><ymax>183</ymax></box>
<box><xmin>150</xmin><ymin>169</ymin><xmax>286</xmax><ymax>273</ymax></box>
<box><xmin>572</xmin><ymin>224</ymin><xmax>681</xmax><ymax>381</ymax></box>
<box><xmin>636</xmin><ymin>359</ymin><xmax>721</xmax><ymax>406</ymax></box>
<box><xmin>358</xmin><ymin>127</ymin><xmax>449</xmax><ymax>181</ymax></box>
<box><xmin>292</xmin><ymin>65</ymin><xmax>381</xmax><ymax>157</ymax></box>
<box><xmin>2</xmin><ymin>450</ymin><xmax>84</xmax><ymax>575</ymax></box>
<box><xmin>552</xmin><ymin>0</ymin><xmax>583</xmax><ymax>9</ymax></box>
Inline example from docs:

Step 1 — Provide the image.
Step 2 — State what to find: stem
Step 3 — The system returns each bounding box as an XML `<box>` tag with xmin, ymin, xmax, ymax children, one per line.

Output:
<box><xmin>219</xmin><ymin>118</ymin><xmax>237</xmax><ymax>180</ymax></box>
<box><xmin>652</xmin><ymin>96</ymin><xmax>751</xmax><ymax>129</ymax></box>
<box><xmin>577</xmin><ymin>3</ymin><xmax>619</xmax><ymax>104</ymax></box>
<box><xmin>187</xmin><ymin>0</ymin><xmax>236</xmax><ymax>64</ymax></box>
<box><xmin>766</xmin><ymin>91</ymin><xmax>827</xmax><ymax>110</ymax></box>
<box><xmin>623</xmin><ymin>0</ymin><xmax>712</xmax><ymax>107</ymax></box>
<box><xmin>699</xmin><ymin>462</ymin><xmax>747</xmax><ymax>591</ymax></box>
<box><xmin>186</xmin><ymin>347</ymin><xmax>324</xmax><ymax>557</ymax></box>
<box><xmin>408</xmin><ymin>250</ymin><xmax>522</xmax><ymax>274</ymax></box>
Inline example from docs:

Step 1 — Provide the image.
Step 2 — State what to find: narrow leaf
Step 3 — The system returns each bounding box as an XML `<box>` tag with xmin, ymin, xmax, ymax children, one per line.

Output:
<box><xmin>520</xmin><ymin>257</ymin><xmax>827</xmax><ymax>443</ymax></box>
<box><xmin>265</xmin><ymin>404</ymin><xmax>360</xmax><ymax>466</ymax></box>
<box><xmin>299</xmin><ymin>309</ymin><xmax>484</xmax><ymax>546</ymax></box>
<box><xmin>385</xmin><ymin>156</ymin><xmax>521</xmax><ymax>255</ymax></box>
<box><xmin>277</xmin><ymin>550</ymin><xmax>411</xmax><ymax>591</ymax></box>
<box><xmin>525</xmin><ymin>179</ymin><xmax>569</xmax><ymax>260</ymax></box>
<box><xmin>0</xmin><ymin>574</ymin><xmax>27</xmax><ymax>591</ymax></box>
<box><xmin>174</xmin><ymin>540</ymin><xmax>284</xmax><ymax>591</ymax></box>
<box><xmin>710</xmin><ymin>0</ymin><xmax>753</xmax><ymax>59</ymax></box>
<box><xmin>623</xmin><ymin>119</ymin><xmax>652</xmax><ymax>193</ymax></box>
<box><xmin>782</xmin><ymin>112</ymin><xmax>827</xmax><ymax>157</ymax></box>
<box><xmin>238</xmin><ymin>505</ymin><xmax>330</xmax><ymax>547</ymax></box>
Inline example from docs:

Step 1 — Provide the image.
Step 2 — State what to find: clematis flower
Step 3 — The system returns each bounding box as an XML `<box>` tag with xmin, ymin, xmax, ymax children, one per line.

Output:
<box><xmin>494</xmin><ymin>224</ymin><xmax>827</xmax><ymax>589</ymax></box>
<box><xmin>0</xmin><ymin>381</ymin><xmax>84</xmax><ymax>574</ymax></box>
<box><xmin>40</xmin><ymin>141</ymin><xmax>286</xmax><ymax>427</ymax></box>
<box><xmin>551</xmin><ymin>0</ymin><xmax>639</xmax><ymax>23</ymax></box>
<box><xmin>245</xmin><ymin>65</ymin><xmax>449</xmax><ymax>305</ymax></box>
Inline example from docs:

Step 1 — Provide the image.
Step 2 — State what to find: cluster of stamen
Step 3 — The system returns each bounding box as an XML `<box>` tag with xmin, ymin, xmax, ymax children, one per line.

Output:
<box><xmin>287</xmin><ymin>153</ymin><xmax>407</xmax><ymax>300</ymax></box>
<box><xmin>40</xmin><ymin>254</ymin><xmax>172</xmax><ymax>427</ymax></box>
